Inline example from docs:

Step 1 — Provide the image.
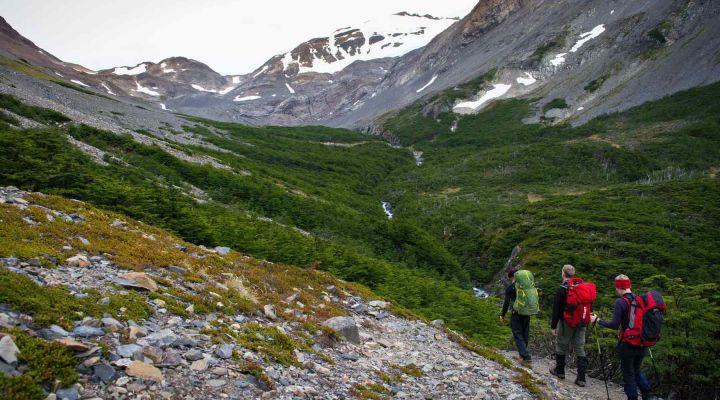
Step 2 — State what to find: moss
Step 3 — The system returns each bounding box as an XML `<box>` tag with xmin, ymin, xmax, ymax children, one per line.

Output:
<box><xmin>0</xmin><ymin>268</ymin><xmax>151</xmax><ymax>327</ymax></box>
<box><xmin>0</xmin><ymin>329</ymin><xmax>78</xmax><ymax>400</ymax></box>
<box><xmin>351</xmin><ymin>383</ymin><xmax>392</xmax><ymax>400</ymax></box>
<box><xmin>584</xmin><ymin>75</ymin><xmax>609</xmax><ymax>93</ymax></box>
<box><xmin>392</xmin><ymin>363</ymin><xmax>423</xmax><ymax>378</ymax></box>
<box><xmin>375</xmin><ymin>370</ymin><xmax>403</xmax><ymax>384</ymax></box>
<box><xmin>231</xmin><ymin>323</ymin><xmax>310</xmax><ymax>366</ymax></box>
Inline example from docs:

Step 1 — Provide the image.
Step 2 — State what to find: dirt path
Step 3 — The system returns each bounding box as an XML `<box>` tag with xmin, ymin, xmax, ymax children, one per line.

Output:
<box><xmin>501</xmin><ymin>351</ymin><xmax>627</xmax><ymax>400</ymax></box>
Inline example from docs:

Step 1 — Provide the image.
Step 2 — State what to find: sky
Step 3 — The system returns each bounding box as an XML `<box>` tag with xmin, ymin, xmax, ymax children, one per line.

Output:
<box><xmin>0</xmin><ymin>0</ymin><xmax>477</xmax><ymax>75</ymax></box>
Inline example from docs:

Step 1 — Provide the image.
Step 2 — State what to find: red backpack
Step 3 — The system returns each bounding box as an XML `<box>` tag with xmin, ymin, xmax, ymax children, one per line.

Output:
<box><xmin>620</xmin><ymin>291</ymin><xmax>667</xmax><ymax>347</ymax></box>
<box><xmin>563</xmin><ymin>278</ymin><xmax>597</xmax><ymax>327</ymax></box>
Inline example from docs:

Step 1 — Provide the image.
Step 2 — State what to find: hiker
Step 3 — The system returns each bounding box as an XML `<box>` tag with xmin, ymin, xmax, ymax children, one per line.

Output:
<box><xmin>591</xmin><ymin>275</ymin><xmax>653</xmax><ymax>400</ymax></box>
<box><xmin>500</xmin><ymin>268</ymin><xmax>539</xmax><ymax>364</ymax></box>
<box><xmin>550</xmin><ymin>264</ymin><xmax>596</xmax><ymax>387</ymax></box>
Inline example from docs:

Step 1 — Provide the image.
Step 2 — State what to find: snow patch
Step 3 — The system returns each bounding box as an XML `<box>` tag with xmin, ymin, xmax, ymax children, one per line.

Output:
<box><xmin>550</xmin><ymin>53</ymin><xmax>567</xmax><ymax>66</ymax></box>
<box><xmin>282</xmin><ymin>13</ymin><xmax>457</xmax><ymax>75</ymax></box>
<box><xmin>113</xmin><ymin>63</ymin><xmax>148</xmax><ymax>76</ymax></box>
<box><xmin>285</xmin><ymin>83</ymin><xmax>296</xmax><ymax>94</ymax></box>
<box><xmin>192</xmin><ymin>84</ymin><xmax>214</xmax><ymax>92</ymax></box>
<box><xmin>101</xmin><ymin>83</ymin><xmax>116</xmax><ymax>95</ymax></box>
<box><xmin>135</xmin><ymin>81</ymin><xmax>160</xmax><ymax>96</ymax></box>
<box><xmin>454</xmin><ymin>84</ymin><xmax>512</xmax><ymax>111</ymax></box>
<box><xmin>253</xmin><ymin>65</ymin><xmax>268</xmax><ymax>78</ymax></box>
<box><xmin>232</xmin><ymin>76</ymin><xmax>241</xmax><ymax>84</ymax></box>
<box><xmin>610</xmin><ymin>10</ymin><xmax>615</xmax><ymax>14</ymax></box>
<box><xmin>516</xmin><ymin>72</ymin><xmax>536</xmax><ymax>86</ymax></box>
<box><xmin>71</xmin><ymin>79</ymin><xmax>89</xmax><ymax>87</ymax></box>
<box><xmin>160</xmin><ymin>103</ymin><xmax>167</xmax><ymax>110</ymax></box>
<box><xmin>416</xmin><ymin>74</ymin><xmax>438</xmax><ymax>93</ymax></box>
<box><xmin>54</xmin><ymin>71</ymin><xmax>64</xmax><ymax>78</ymax></box>
<box><xmin>570</xmin><ymin>24</ymin><xmax>606</xmax><ymax>53</ymax></box>
<box><xmin>382</xmin><ymin>202</ymin><xmax>394</xmax><ymax>219</ymax></box>
<box><xmin>233</xmin><ymin>95</ymin><xmax>262</xmax><ymax>102</ymax></box>
<box><xmin>217</xmin><ymin>86</ymin><xmax>236</xmax><ymax>95</ymax></box>
<box><xmin>577</xmin><ymin>106</ymin><xmax>585</xmax><ymax>111</ymax></box>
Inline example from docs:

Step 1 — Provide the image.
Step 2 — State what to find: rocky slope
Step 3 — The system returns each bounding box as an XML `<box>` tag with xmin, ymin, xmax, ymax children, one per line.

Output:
<box><xmin>0</xmin><ymin>187</ymin><xmax>544</xmax><ymax>400</ymax></box>
<box><xmin>328</xmin><ymin>0</ymin><xmax>720</xmax><ymax>128</ymax></box>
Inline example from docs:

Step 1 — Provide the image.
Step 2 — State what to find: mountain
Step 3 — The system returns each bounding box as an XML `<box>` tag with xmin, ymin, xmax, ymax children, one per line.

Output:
<box><xmin>329</xmin><ymin>0</ymin><xmax>720</xmax><ymax>128</ymax></box>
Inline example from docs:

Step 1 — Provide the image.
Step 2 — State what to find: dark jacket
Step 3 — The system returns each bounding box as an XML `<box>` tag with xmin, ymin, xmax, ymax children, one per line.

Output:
<box><xmin>501</xmin><ymin>282</ymin><xmax>516</xmax><ymax>318</ymax></box>
<box><xmin>600</xmin><ymin>293</ymin><xmax>634</xmax><ymax>331</ymax></box>
<box><xmin>550</xmin><ymin>284</ymin><xmax>568</xmax><ymax>329</ymax></box>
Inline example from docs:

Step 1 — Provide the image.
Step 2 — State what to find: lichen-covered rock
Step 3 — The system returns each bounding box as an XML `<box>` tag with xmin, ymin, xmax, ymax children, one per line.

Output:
<box><xmin>322</xmin><ymin>316</ymin><xmax>360</xmax><ymax>344</ymax></box>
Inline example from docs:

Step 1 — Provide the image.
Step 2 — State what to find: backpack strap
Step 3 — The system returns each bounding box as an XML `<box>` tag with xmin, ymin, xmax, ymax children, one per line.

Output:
<box><xmin>623</xmin><ymin>293</ymin><xmax>638</xmax><ymax>329</ymax></box>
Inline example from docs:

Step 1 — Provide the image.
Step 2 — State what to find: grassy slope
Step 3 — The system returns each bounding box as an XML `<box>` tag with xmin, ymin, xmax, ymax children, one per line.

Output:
<box><xmin>0</xmin><ymin>95</ymin><xmax>505</xmax><ymax>347</ymax></box>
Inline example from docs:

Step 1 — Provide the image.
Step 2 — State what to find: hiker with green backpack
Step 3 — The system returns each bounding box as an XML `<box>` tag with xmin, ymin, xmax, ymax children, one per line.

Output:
<box><xmin>500</xmin><ymin>268</ymin><xmax>539</xmax><ymax>364</ymax></box>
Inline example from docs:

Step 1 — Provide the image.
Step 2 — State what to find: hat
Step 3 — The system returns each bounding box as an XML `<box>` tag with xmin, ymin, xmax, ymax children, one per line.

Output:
<box><xmin>507</xmin><ymin>268</ymin><xmax>518</xmax><ymax>278</ymax></box>
<box><xmin>614</xmin><ymin>277</ymin><xmax>631</xmax><ymax>289</ymax></box>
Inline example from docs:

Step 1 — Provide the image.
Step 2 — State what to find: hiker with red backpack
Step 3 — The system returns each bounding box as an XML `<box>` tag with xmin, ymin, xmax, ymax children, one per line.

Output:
<box><xmin>550</xmin><ymin>264</ymin><xmax>597</xmax><ymax>387</ymax></box>
<box><xmin>591</xmin><ymin>274</ymin><xmax>666</xmax><ymax>400</ymax></box>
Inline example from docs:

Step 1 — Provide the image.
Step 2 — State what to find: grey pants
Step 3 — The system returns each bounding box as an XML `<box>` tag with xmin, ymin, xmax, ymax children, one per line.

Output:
<box><xmin>555</xmin><ymin>320</ymin><xmax>586</xmax><ymax>357</ymax></box>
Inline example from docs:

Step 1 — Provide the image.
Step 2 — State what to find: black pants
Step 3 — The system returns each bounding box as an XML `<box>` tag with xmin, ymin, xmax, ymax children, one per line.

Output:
<box><xmin>510</xmin><ymin>313</ymin><xmax>531</xmax><ymax>360</ymax></box>
<box><xmin>617</xmin><ymin>342</ymin><xmax>651</xmax><ymax>399</ymax></box>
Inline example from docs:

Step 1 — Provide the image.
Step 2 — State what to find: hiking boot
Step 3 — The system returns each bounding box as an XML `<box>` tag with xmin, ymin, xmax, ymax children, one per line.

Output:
<box><xmin>520</xmin><ymin>359</ymin><xmax>532</xmax><ymax>368</ymax></box>
<box><xmin>575</xmin><ymin>356</ymin><xmax>588</xmax><ymax>387</ymax></box>
<box><xmin>550</xmin><ymin>354</ymin><xmax>566</xmax><ymax>379</ymax></box>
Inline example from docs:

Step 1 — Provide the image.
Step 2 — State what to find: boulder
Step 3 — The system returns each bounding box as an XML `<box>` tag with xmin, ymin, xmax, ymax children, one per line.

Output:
<box><xmin>72</xmin><ymin>326</ymin><xmax>105</xmax><ymax>338</ymax></box>
<box><xmin>216</xmin><ymin>344</ymin><xmax>234</xmax><ymax>359</ymax></box>
<box><xmin>0</xmin><ymin>336</ymin><xmax>19</xmax><ymax>364</ymax></box>
<box><xmin>322</xmin><ymin>316</ymin><xmax>360</xmax><ymax>344</ymax></box>
<box><xmin>263</xmin><ymin>304</ymin><xmax>277</xmax><ymax>320</ymax></box>
<box><xmin>190</xmin><ymin>358</ymin><xmax>209</xmax><ymax>371</ymax></box>
<box><xmin>117</xmin><ymin>272</ymin><xmax>158</xmax><ymax>292</ymax></box>
<box><xmin>126</xmin><ymin>361</ymin><xmax>163</xmax><ymax>382</ymax></box>
<box><xmin>65</xmin><ymin>254</ymin><xmax>90</xmax><ymax>268</ymax></box>
<box><xmin>116</xmin><ymin>344</ymin><xmax>142</xmax><ymax>358</ymax></box>
<box><xmin>93</xmin><ymin>364</ymin><xmax>116</xmax><ymax>384</ymax></box>
<box><xmin>215</xmin><ymin>246</ymin><xmax>231</xmax><ymax>255</ymax></box>
<box><xmin>55</xmin><ymin>387</ymin><xmax>79</xmax><ymax>400</ymax></box>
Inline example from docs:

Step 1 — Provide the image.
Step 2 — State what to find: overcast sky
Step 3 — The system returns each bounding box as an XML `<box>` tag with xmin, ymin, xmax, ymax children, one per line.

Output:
<box><xmin>0</xmin><ymin>0</ymin><xmax>477</xmax><ymax>75</ymax></box>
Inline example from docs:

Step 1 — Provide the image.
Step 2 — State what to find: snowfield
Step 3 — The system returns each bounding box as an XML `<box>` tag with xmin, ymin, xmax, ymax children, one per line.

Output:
<box><xmin>516</xmin><ymin>72</ymin><xmax>537</xmax><ymax>86</ymax></box>
<box><xmin>454</xmin><ymin>84</ymin><xmax>512</xmax><ymax>111</ymax></box>
<box><xmin>279</xmin><ymin>13</ymin><xmax>458</xmax><ymax>75</ymax></box>
<box><xmin>135</xmin><ymin>81</ymin><xmax>160</xmax><ymax>96</ymax></box>
<box><xmin>71</xmin><ymin>79</ymin><xmax>89</xmax><ymax>87</ymax></box>
<box><xmin>112</xmin><ymin>63</ymin><xmax>148</xmax><ymax>76</ymax></box>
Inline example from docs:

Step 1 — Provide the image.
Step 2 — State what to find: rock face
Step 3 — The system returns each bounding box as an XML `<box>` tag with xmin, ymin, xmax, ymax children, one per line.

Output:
<box><xmin>322</xmin><ymin>316</ymin><xmax>361</xmax><ymax>344</ymax></box>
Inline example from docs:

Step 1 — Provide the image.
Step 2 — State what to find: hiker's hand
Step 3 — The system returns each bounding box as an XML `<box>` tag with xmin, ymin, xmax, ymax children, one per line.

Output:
<box><xmin>551</xmin><ymin>329</ymin><xmax>556</xmax><ymax>337</ymax></box>
<box><xmin>590</xmin><ymin>314</ymin><xmax>598</xmax><ymax>323</ymax></box>
<box><xmin>499</xmin><ymin>316</ymin><xmax>505</xmax><ymax>324</ymax></box>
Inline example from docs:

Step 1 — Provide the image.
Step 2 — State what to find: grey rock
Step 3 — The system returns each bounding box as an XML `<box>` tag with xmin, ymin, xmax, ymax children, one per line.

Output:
<box><xmin>116</xmin><ymin>344</ymin><xmax>142</xmax><ymax>358</ymax></box>
<box><xmin>0</xmin><ymin>360</ymin><xmax>19</xmax><ymax>377</ymax></box>
<box><xmin>322</xmin><ymin>316</ymin><xmax>360</xmax><ymax>344</ymax></box>
<box><xmin>0</xmin><ymin>336</ymin><xmax>19</xmax><ymax>364</ymax></box>
<box><xmin>263</xmin><ymin>304</ymin><xmax>277</xmax><ymax>320</ymax></box>
<box><xmin>72</xmin><ymin>325</ymin><xmax>104</xmax><ymax>338</ymax></box>
<box><xmin>93</xmin><ymin>364</ymin><xmax>116</xmax><ymax>384</ymax></box>
<box><xmin>215</xmin><ymin>246</ymin><xmax>231</xmax><ymax>255</ymax></box>
<box><xmin>55</xmin><ymin>387</ymin><xmax>79</xmax><ymax>400</ymax></box>
<box><xmin>216</xmin><ymin>344</ymin><xmax>234</xmax><ymax>359</ymax></box>
<box><xmin>183</xmin><ymin>349</ymin><xmax>204</xmax><ymax>361</ymax></box>
<box><xmin>207</xmin><ymin>379</ymin><xmax>227</xmax><ymax>387</ymax></box>
<box><xmin>157</xmin><ymin>350</ymin><xmax>183</xmax><ymax>367</ymax></box>
<box><xmin>167</xmin><ymin>265</ymin><xmax>186</xmax><ymax>274</ymax></box>
<box><xmin>142</xmin><ymin>329</ymin><xmax>177</xmax><ymax>346</ymax></box>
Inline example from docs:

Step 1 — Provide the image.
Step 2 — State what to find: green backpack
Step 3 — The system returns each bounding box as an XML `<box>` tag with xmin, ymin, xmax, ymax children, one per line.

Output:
<box><xmin>513</xmin><ymin>270</ymin><xmax>540</xmax><ymax>316</ymax></box>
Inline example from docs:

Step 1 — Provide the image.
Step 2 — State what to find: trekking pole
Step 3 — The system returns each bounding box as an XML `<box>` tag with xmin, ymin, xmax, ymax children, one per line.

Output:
<box><xmin>648</xmin><ymin>348</ymin><xmax>660</xmax><ymax>395</ymax></box>
<box><xmin>594</xmin><ymin>321</ymin><xmax>612</xmax><ymax>400</ymax></box>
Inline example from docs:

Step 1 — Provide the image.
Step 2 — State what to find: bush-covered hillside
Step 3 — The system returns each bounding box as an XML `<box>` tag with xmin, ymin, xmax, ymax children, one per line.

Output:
<box><xmin>380</xmin><ymin>81</ymin><xmax>720</xmax><ymax>398</ymax></box>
